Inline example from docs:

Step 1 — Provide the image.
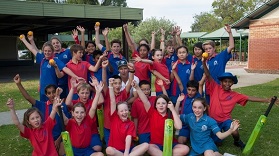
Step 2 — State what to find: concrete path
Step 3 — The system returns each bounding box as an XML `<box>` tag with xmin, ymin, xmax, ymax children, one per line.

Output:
<box><xmin>1</xmin><ymin>65</ymin><xmax>279</xmax><ymax>126</ymax></box>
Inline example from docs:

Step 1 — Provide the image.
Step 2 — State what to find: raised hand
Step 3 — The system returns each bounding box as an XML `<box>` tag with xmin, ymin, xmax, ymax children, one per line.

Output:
<box><xmin>6</xmin><ymin>98</ymin><xmax>15</xmax><ymax>109</ymax></box>
<box><xmin>123</xmin><ymin>24</ymin><xmax>128</xmax><ymax>32</ymax></box>
<box><xmin>131</xmin><ymin>80</ymin><xmax>138</xmax><ymax>88</ymax></box>
<box><xmin>224</xmin><ymin>24</ymin><xmax>232</xmax><ymax>33</ymax></box>
<box><xmin>176</xmin><ymin>26</ymin><xmax>182</xmax><ymax>36</ymax></box>
<box><xmin>94</xmin><ymin>81</ymin><xmax>104</xmax><ymax>93</ymax></box>
<box><xmin>167</xmin><ymin>101</ymin><xmax>175</xmax><ymax>110</ymax></box>
<box><xmin>156</xmin><ymin>79</ymin><xmax>164</xmax><ymax>86</ymax></box>
<box><xmin>102</xmin><ymin>60</ymin><xmax>109</xmax><ymax>68</ymax></box>
<box><xmin>109</xmin><ymin>78</ymin><xmax>114</xmax><ymax>86</ymax></box>
<box><xmin>70</xmin><ymin>78</ymin><xmax>80</xmax><ymax>89</ymax></box>
<box><xmin>177</xmin><ymin>93</ymin><xmax>185</xmax><ymax>103</ymax></box>
<box><xmin>134</xmin><ymin>54</ymin><xmax>142</xmax><ymax>62</ymax></box>
<box><xmin>160</xmin><ymin>28</ymin><xmax>165</xmax><ymax>36</ymax></box>
<box><xmin>76</xmin><ymin>25</ymin><xmax>85</xmax><ymax>33</ymax></box>
<box><xmin>89</xmin><ymin>76</ymin><xmax>98</xmax><ymax>87</ymax></box>
<box><xmin>191</xmin><ymin>61</ymin><xmax>197</xmax><ymax>71</ymax></box>
<box><xmin>71</xmin><ymin>29</ymin><xmax>78</xmax><ymax>39</ymax></box>
<box><xmin>172</xmin><ymin>61</ymin><xmax>178</xmax><ymax>70</ymax></box>
<box><xmin>102</xmin><ymin>27</ymin><xmax>109</xmax><ymax>36</ymax></box>
<box><xmin>127</xmin><ymin>62</ymin><xmax>135</xmax><ymax>71</ymax></box>
<box><xmin>13</xmin><ymin>74</ymin><xmax>21</xmax><ymax>84</ymax></box>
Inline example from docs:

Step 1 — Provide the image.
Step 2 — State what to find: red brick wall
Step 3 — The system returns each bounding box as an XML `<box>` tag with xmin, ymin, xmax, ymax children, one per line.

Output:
<box><xmin>248</xmin><ymin>18</ymin><xmax>279</xmax><ymax>73</ymax></box>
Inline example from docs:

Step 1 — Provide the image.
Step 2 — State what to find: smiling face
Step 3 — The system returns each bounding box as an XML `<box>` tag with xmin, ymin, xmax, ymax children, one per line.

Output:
<box><xmin>111</xmin><ymin>43</ymin><xmax>121</xmax><ymax>55</ymax></box>
<box><xmin>192</xmin><ymin>100</ymin><xmax>206</xmax><ymax>119</ymax></box>
<box><xmin>86</xmin><ymin>43</ymin><xmax>96</xmax><ymax>54</ymax></box>
<box><xmin>194</xmin><ymin>47</ymin><xmax>203</xmax><ymax>58</ymax></box>
<box><xmin>220</xmin><ymin>78</ymin><xmax>234</xmax><ymax>91</ymax></box>
<box><xmin>43</xmin><ymin>45</ymin><xmax>54</xmax><ymax>59</ymax></box>
<box><xmin>45</xmin><ymin>87</ymin><xmax>56</xmax><ymax>103</ymax></box>
<box><xmin>72</xmin><ymin>106</ymin><xmax>86</xmax><ymax>124</ymax></box>
<box><xmin>139</xmin><ymin>45</ymin><xmax>149</xmax><ymax>59</ymax></box>
<box><xmin>140</xmin><ymin>84</ymin><xmax>151</xmax><ymax>97</ymax></box>
<box><xmin>118</xmin><ymin>66</ymin><xmax>129</xmax><ymax>79</ymax></box>
<box><xmin>51</xmin><ymin>38</ymin><xmax>62</xmax><ymax>52</ymax></box>
<box><xmin>117</xmin><ymin>103</ymin><xmax>129</xmax><ymax>121</ymax></box>
<box><xmin>28</xmin><ymin>111</ymin><xmax>42</xmax><ymax>129</ymax></box>
<box><xmin>155</xmin><ymin>97</ymin><xmax>168</xmax><ymax>115</ymax></box>
<box><xmin>113</xmin><ymin>78</ymin><xmax>122</xmax><ymax>94</ymax></box>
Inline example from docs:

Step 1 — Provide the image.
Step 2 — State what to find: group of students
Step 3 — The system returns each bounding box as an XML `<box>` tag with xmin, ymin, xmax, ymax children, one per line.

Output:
<box><xmin>5</xmin><ymin>23</ymin><xmax>276</xmax><ymax>156</ymax></box>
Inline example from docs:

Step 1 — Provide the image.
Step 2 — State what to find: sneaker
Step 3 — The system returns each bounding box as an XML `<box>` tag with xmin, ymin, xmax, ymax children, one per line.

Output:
<box><xmin>223</xmin><ymin>153</ymin><xmax>236</xmax><ymax>156</ymax></box>
<box><xmin>234</xmin><ymin>140</ymin><xmax>246</xmax><ymax>149</ymax></box>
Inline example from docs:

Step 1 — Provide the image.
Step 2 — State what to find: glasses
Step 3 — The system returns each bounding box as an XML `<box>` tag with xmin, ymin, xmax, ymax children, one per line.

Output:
<box><xmin>141</xmin><ymin>89</ymin><xmax>151</xmax><ymax>92</ymax></box>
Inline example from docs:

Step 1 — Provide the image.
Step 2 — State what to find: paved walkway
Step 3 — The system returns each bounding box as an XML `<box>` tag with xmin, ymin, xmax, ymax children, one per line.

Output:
<box><xmin>1</xmin><ymin>65</ymin><xmax>279</xmax><ymax>126</ymax></box>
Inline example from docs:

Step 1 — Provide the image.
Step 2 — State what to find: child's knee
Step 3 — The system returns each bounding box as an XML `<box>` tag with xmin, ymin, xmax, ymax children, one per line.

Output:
<box><xmin>105</xmin><ymin>146</ymin><xmax>115</xmax><ymax>155</ymax></box>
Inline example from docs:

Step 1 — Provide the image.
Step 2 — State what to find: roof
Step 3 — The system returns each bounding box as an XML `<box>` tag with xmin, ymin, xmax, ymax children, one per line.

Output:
<box><xmin>232</xmin><ymin>0</ymin><xmax>279</xmax><ymax>29</ymax></box>
<box><xmin>180</xmin><ymin>32</ymin><xmax>207</xmax><ymax>38</ymax></box>
<box><xmin>201</xmin><ymin>27</ymin><xmax>249</xmax><ymax>39</ymax></box>
<box><xmin>0</xmin><ymin>1</ymin><xmax>143</xmax><ymax>36</ymax></box>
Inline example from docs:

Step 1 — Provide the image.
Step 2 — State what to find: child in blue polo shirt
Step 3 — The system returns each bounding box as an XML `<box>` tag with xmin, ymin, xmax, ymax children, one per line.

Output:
<box><xmin>191</xmin><ymin>42</ymin><xmax>205</xmax><ymax>82</ymax></box>
<box><xmin>13</xmin><ymin>74</ymin><xmax>71</xmax><ymax>155</ymax></box>
<box><xmin>180</xmin><ymin>97</ymin><xmax>240</xmax><ymax>156</ymax></box>
<box><xmin>95</xmin><ymin>25</ymin><xmax>126</xmax><ymax>76</ymax></box>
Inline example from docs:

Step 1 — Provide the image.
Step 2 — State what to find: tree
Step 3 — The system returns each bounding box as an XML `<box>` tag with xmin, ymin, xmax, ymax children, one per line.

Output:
<box><xmin>191</xmin><ymin>12</ymin><xmax>222</xmax><ymax>32</ymax></box>
<box><xmin>132</xmin><ymin>17</ymin><xmax>176</xmax><ymax>48</ymax></box>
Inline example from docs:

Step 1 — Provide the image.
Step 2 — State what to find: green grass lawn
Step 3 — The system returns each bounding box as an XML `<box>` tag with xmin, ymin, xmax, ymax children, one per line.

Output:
<box><xmin>0</xmin><ymin>78</ymin><xmax>278</xmax><ymax>155</ymax></box>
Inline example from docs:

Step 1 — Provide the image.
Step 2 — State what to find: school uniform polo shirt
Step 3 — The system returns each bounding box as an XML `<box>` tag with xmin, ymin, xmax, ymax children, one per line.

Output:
<box><xmin>180</xmin><ymin>93</ymin><xmax>201</xmax><ymax>115</ymax></box>
<box><xmin>101</xmin><ymin>46</ymin><xmax>126</xmax><ymax>76</ymax></box>
<box><xmin>36</xmin><ymin>53</ymin><xmax>65</xmax><ymax>95</ymax></box>
<box><xmin>66</xmin><ymin>115</ymin><xmax>94</xmax><ymax>148</ymax></box>
<box><xmin>66</xmin><ymin>60</ymin><xmax>91</xmax><ymax>91</ymax></box>
<box><xmin>151</xmin><ymin>61</ymin><xmax>170</xmax><ymax>92</ymax></box>
<box><xmin>131</xmin><ymin>96</ymin><xmax>156</xmax><ymax>134</ymax></box>
<box><xmin>148</xmin><ymin>108</ymin><xmax>169</xmax><ymax>145</ymax></box>
<box><xmin>191</xmin><ymin>56</ymin><xmax>204</xmax><ymax>82</ymax></box>
<box><xmin>207</xmin><ymin>48</ymin><xmax>232</xmax><ymax>84</ymax></box>
<box><xmin>206</xmin><ymin>78</ymin><xmax>249</xmax><ymax>123</ymax></box>
<box><xmin>20</xmin><ymin>117</ymin><xmax>58</xmax><ymax>156</ymax></box>
<box><xmin>135</xmin><ymin>61</ymin><xmax>151</xmax><ymax>82</ymax></box>
<box><xmin>55</xmin><ymin>49</ymin><xmax>72</xmax><ymax>86</ymax></box>
<box><xmin>170</xmin><ymin>60</ymin><xmax>191</xmax><ymax>97</ymax></box>
<box><xmin>180</xmin><ymin>113</ymin><xmax>220</xmax><ymax>155</ymax></box>
<box><xmin>72</xmin><ymin>99</ymin><xmax>98</xmax><ymax>134</ymax></box>
<box><xmin>103</xmin><ymin>89</ymin><xmax>129</xmax><ymax>129</ymax></box>
<box><xmin>164</xmin><ymin>53</ymin><xmax>178</xmax><ymax>72</ymax></box>
<box><xmin>108</xmin><ymin>111</ymin><xmax>136</xmax><ymax>151</ymax></box>
<box><xmin>34</xmin><ymin>100</ymin><xmax>71</xmax><ymax>140</ymax></box>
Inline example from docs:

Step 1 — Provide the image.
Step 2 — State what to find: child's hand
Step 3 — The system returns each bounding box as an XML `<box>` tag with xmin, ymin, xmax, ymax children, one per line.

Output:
<box><xmin>156</xmin><ymin>79</ymin><xmax>164</xmax><ymax>86</ymax></box>
<box><xmin>71</xmin><ymin>29</ymin><xmax>78</xmax><ymax>39</ymax></box>
<box><xmin>127</xmin><ymin>62</ymin><xmax>135</xmax><ymax>71</ymax></box>
<box><xmin>191</xmin><ymin>61</ymin><xmax>197</xmax><ymax>71</ymax></box>
<box><xmin>134</xmin><ymin>54</ymin><xmax>142</xmax><ymax>62</ymax></box>
<box><xmin>27</xmin><ymin>32</ymin><xmax>34</xmax><ymax>41</ymax></box>
<box><xmin>164</xmin><ymin>79</ymin><xmax>171</xmax><ymax>85</ymax></box>
<box><xmin>224</xmin><ymin>24</ymin><xmax>232</xmax><ymax>33</ymax></box>
<box><xmin>151</xmin><ymin>31</ymin><xmax>156</xmax><ymax>37</ymax></box>
<box><xmin>109</xmin><ymin>78</ymin><xmax>114</xmax><ymax>86</ymax></box>
<box><xmin>70</xmin><ymin>78</ymin><xmax>80</xmax><ymax>89</ymax></box>
<box><xmin>177</xmin><ymin>93</ymin><xmax>185</xmax><ymax>103</ymax></box>
<box><xmin>160</xmin><ymin>28</ymin><xmax>165</xmax><ymax>36</ymax></box>
<box><xmin>13</xmin><ymin>74</ymin><xmax>21</xmax><ymax>84</ymax></box>
<box><xmin>53</xmin><ymin>97</ymin><xmax>63</xmax><ymax>112</ymax></box>
<box><xmin>230</xmin><ymin>119</ymin><xmax>240</xmax><ymax>132</ymax></box>
<box><xmin>94</xmin><ymin>81</ymin><xmax>104</xmax><ymax>93</ymax></box>
<box><xmin>94</xmin><ymin>25</ymin><xmax>100</xmax><ymax>32</ymax></box>
<box><xmin>167</xmin><ymin>101</ymin><xmax>175</xmax><ymax>110</ymax></box>
<box><xmin>102</xmin><ymin>60</ymin><xmax>109</xmax><ymax>68</ymax></box>
<box><xmin>172</xmin><ymin>61</ymin><xmax>178</xmax><ymax>70</ymax></box>
<box><xmin>123</xmin><ymin>24</ymin><xmax>128</xmax><ymax>32</ymax></box>
<box><xmin>89</xmin><ymin>76</ymin><xmax>98</xmax><ymax>87</ymax></box>
<box><xmin>131</xmin><ymin>80</ymin><xmax>138</xmax><ymax>88</ymax></box>
<box><xmin>6</xmin><ymin>98</ymin><xmax>15</xmax><ymax>109</ymax></box>
<box><xmin>76</xmin><ymin>25</ymin><xmax>85</xmax><ymax>33</ymax></box>
<box><xmin>102</xmin><ymin>27</ymin><xmax>109</xmax><ymax>36</ymax></box>
<box><xmin>176</xmin><ymin>26</ymin><xmax>182</xmax><ymax>36</ymax></box>
<box><xmin>55</xmin><ymin>87</ymin><xmax>63</xmax><ymax>97</ymax></box>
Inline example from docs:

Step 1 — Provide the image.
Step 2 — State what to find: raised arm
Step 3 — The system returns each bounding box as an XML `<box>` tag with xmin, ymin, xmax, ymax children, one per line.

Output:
<box><xmin>150</xmin><ymin>31</ymin><xmax>156</xmax><ymax>50</ymax></box>
<box><xmin>89</xmin><ymin>76</ymin><xmax>105</xmax><ymax>105</ymax></box>
<box><xmin>170</xmin><ymin>61</ymin><xmax>183</xmax><ymax>92</ymax></box>
<box><xmin>101</xmin><ymin>60</ymin><xmax>109</xmax><ymax>94</ymax></box>
<box><xmin>109</xmin><ymin>78</ymin><xmax>116</xmax><ymax>115</ymax></box>
<box><xmin>89</xmin><ymin>81</ymin><xmax>104</xmax><ymax>118</ymax></box>
<box><xmin>6</xmin><ymin>98</ymin><xmax>25</xmax><ymax>133</ymax></box>
<box><xmin>225</xmin><ymin>24</ymin><xmax>234</xmax><ymax>53</ymax></box>
<box><xmin>27</xmin><ymin>31</ymin><xmax>39</xmax><ymax>52</ymax></box>
<box><xmin>168</xmin><ymin>101</ymin><xmax>182</xmax><ymax>130</ymax></box>
<box><xmin>156</xmin><ymin>79</ymin><xmax>168</xmax><ymax>97</ymax></box>
<box><xmin>50</xmin><ymin>95</ymin><xmax>63</xmax><ymax>120</ymax></box>
<box><xmin>19</xmin><ymin>34</ymin><xmax>38</xmax><ymax>56</ymax></box>
<box><xmin>125</xmin><ymin>63</ymin><xmax>135</xmax><ymax>93</ymax></box>
<box><xmin>95</xmin><ymin>25</ymin><xmax>104</xmax><ymax>50</ymax></box>
<box><xmin>65</xmin><ymin>78</ymin><xmax>79</xmax><ymax>108</ymax></box>
<box><xmin>198</xmin><ymin>74</ymin><xmax>206</xmax><ymax>95</ymax></box>
<box><xmin>13</xmin><ymin>74</ymin><xmax>36</xmax><ymax>105</ymax></box>
<box><xmin>175</xmin><ymin>94</ymin><xmax>185</xmax><ymax>114</ymax></box>
<box><xmin>132</xmin><ymin>81</ymin><xmax>151</xmax><ymax>112</ymax></box>
<box><xmin>77</xmin><ymin>26</ymin><xmax>85</xmax><ymax>48</ymax></box>
<box><xmin>102</xmin><ymin>27</ymin><xmax>110</xmax><ymax>51</ymax></box>
<box><xmin>202</xmin><ymin>57</ymin><xmax>211</xmax><ymax>80</ymax></box>
<box><xmin>175</xmin><ymin>26</ymin><xmax>183</xmax><ymax>47</ymax></box>
<box><xmin>159</xmin><ymin>29</ymin><xmax>165</xmax><ymax>55</ymax></box>
<box><xmin>123</xmin><ymin>24</ymin><xmax>136</xmax><ymax>51</ymax></box>
<box><xmin>216</xmin><ymin>120</ymin><xmax>240</xmax><ymax>140</ymax></box>
<box><xmin>189</xmin><ymin>62</ymin><xmax>197</xmax><ymax>81</ymax></box>
<box><xmin>50</xmin><ymin>60</ymin><xmax>64</xmax><ymax>78</ymax></box>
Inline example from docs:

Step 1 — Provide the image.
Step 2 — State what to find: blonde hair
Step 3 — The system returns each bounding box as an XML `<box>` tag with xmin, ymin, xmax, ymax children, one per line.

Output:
<box><xmin>202</xmin><ymin>40</ymin><xmax>215</xmax><ymax>49</ymax></box>
<box><xmin>77</xmin><ymin>82</ymin><xmax>92</xmax><ymax>93</ymax></box>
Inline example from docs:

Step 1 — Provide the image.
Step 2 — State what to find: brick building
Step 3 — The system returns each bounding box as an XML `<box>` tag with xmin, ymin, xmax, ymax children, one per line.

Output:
<box><xmin>233</xmin><ymin>0</ymin><xmax>279</xmax><ymax>74</ymax></box>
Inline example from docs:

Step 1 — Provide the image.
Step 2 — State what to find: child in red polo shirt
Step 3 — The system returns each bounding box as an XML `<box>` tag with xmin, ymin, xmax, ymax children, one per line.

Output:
<box><xmin>202</xmin><ymin>57</ymin><xmax>275</xmax><ymax>149</ymax></box>
<box><xmin>6</xmin><ymin>97</ymin><xmax>62</xmax><ymax>156</ymax></box>
<box><xmin>106</xmin><ymin>78</ymin><xmax>149</xmax><ymax>156</ymax></box>
<box><xmin>62</xmin><ymin>81</ymin><xmax>104</xmax><ymax>156</ymax></box>
<box><xmin>135</xmin><ymin>49</ymin><xmax>170</xmax><ymax>96</ymax></box>
<box><xmin>65</xmin><ymin>78</ymin><xmax>104</xmax><ymax>153</ymax></box>
<box><xmin>132</xmin><ymin>81</ymin><xmax>189</xmax><ymax>156</ymax></box>
<box><xmin>101</xmin><ymin>59</ymin><xmax>134</xmax><ymax>146</ymax></box>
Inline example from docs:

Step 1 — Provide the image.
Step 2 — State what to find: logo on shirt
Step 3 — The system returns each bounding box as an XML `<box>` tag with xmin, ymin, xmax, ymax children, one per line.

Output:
<box><xmin>201</xmin><ymin>125</ymin><xmax>207</xmax><ymax>131</ymax></box>
<box><xmin>226</xmin><ymin>95</ymin><xmax>233</xmax><ymax>101</ymax></box>
<box><xmin>214</xmin><ymin>60</ymin><xmax>218</xmax><ymax>66</ymax></box>
<box><xmin>186</xmin><ymin>69</ymin><xmax>190</xmax><ymax>74</ymax></box>
<box><xmin>200</xmin><ymin>65</ymin><xmax>203</xmax><ymax>70</ymax></box>
<box><xmin>47</xmin><ymin>64</ymin><xmax>51</xmax><ymax>68</ymax></box>
<box><xmin>63</xmin><ymin>54</ymin><xmax>68</xmax><ymax>59</ymax></box>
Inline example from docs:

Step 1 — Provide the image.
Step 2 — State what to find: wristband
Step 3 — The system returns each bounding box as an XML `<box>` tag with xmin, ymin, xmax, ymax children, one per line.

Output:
<box><xmin>129</xmin><ymin>70</ymin><xmax>135</xmax><ymax>73</ymax></box>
